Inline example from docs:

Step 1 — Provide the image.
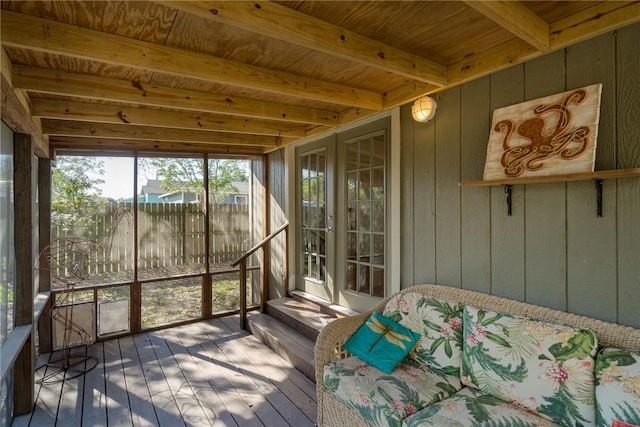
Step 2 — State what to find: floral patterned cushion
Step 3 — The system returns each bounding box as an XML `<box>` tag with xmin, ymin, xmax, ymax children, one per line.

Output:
<box><xmin>402</xmin><ymin>387</ymin><xmax>563</xmax><ymax>427</ymax></box>
<box><xmin>384</xmin><ymin>292</ymin><xmax>464</xmax><ymax>375</ymax></box>
<box><xmin>596</xmin><ymin>347</ymin><xmax>640</xmax><ymax>427</ymax></box>
<box><xmin>461</xmin><ymin>306</ymin><xmax>598</xmax><ymax>427</ymax></box>
<box><xmin>344</xmin><ymin>312</ymin><xmax>421</xmax><ymax>374</ymax></box>
<box><xmin>323</xmin><ymin>356</ymin><xmax>461</xmax><ymax>427</ymax></box>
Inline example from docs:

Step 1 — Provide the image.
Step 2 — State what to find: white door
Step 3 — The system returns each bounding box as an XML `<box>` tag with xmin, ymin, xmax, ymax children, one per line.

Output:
<box><xmin>335</xmin><ymin>117</ymin><xmax>391</xmax><ymax>312</ymax></box>
<box><xmin>295</xmin><ymin>117</ymin><xmax>391</xmax><ymax>312</ymax></box>
<box><xmin>295</xmin><ymin>136</ymin><xmax>334</xmax><ymax>302</ymax></box>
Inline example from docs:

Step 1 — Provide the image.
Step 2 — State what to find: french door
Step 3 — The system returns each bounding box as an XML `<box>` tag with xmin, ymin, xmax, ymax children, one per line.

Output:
<box><xmin>295</xmin><ymin>117</ymin><xmax>390</xmax><ymax>312</ymax></box>
<box><xmin>295</xmin><ymin>136</ymin><xmax>335</xmax><ymax>302</ymax></box>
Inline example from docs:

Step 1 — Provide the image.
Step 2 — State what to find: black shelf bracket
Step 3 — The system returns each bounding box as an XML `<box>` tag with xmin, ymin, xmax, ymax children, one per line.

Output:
<box><xmin>504</xmin><ymin>184</ymin><xmax>513</xmax><ymax>216</ymax></box>
<box><xmin>595</xmin><ymin>179</ymin><xmax>603</xmax><ymax>217</ymax></box>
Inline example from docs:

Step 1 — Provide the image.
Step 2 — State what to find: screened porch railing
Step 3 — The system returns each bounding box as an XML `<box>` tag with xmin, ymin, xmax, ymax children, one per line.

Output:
<box><xmin>231</xmin><ymin>222</ymin><xmax>289</xmax><ymax>330</ymax></box>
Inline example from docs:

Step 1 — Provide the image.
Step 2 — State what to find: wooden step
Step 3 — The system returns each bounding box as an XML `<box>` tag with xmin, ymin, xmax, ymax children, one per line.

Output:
<box><xmin>247</xmin><ymin>312</ymin><xmax>315</xmax><ymax>382</ymax></box>
<box><xmin>290</xmin><ymin>290</ymin><xmax>360</xmax><ymax>319</ymax></box>
<box><xmin>266</xmin><ymin>297</ymin><xmax>336</xmax><ymax>342</ymax></box>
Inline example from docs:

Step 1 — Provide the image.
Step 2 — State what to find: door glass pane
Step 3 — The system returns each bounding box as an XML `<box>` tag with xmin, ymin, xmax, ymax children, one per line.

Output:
<box><xmin>347</xmin><ymin>172</ymin><xmax>357</xmax><ymax>201</ymax></box>
<box><xmin>358</xmin><ymin>201</ymin><xmax>370</xmax><ymax>231</ymax></box>
<box><xmin>371</xmin><ymin>201</ymin><xmax>385</xmax><ymax>233</ymax></box>
<box><xmin>300</xmin><ymin>150</ymin><xmax>326</xmax><ymax>284</ymax></box>
<box><xmin>347</xmin><ymin>143</ymin><xmax>358</xmax><ymax>171</ymax></box>
<box><xmin>359</xmin><ymin>139</ymin><xmax>371</xmax><ymax>168</ymax></box>
<box><xmin>347</xmin><ymin>232</ymin><xmax>357</xmax><ymax>260</ymax></box>
<box><xmin>372</xmin><ymin>167</ymin><xmax>384</xmax><ymax>199</ymax></box>
<box><xmin>344</xmin><ymin>132</ymin><xmax>386</xmax><ymax>298</ymax></box>
<box><xmin>346</xmin><ymin>262</ymin><xmax>357</xmax><ymax>291</ymax></box>
<box><xmin>372</xmin><ymin>134</ymin><xmax>385</xmax><ymax>167</ymax></box>
<box><xmin>358</xmin><ymin>265</ymin><xmax>370</xmax><ymax>294</ymax></box>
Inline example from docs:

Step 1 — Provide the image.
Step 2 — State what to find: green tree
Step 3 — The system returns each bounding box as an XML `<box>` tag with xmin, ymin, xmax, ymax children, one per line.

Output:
<box><xmin>52</xmin><ymin>156</ymin><xmax>106</xmax><ymax>233</ymax></box>
<box><xmin>140</xmin><ymin>158</ymin><xmax>248</xmax><ymax>203</ymax></box>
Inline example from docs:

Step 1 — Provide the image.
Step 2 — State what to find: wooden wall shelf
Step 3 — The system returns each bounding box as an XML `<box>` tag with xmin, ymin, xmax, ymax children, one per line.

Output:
<box><xmin>459</xmin><ymin>168</ymin><xmax>640</xmax><ymax>217</ymax></box>
<box><xmin>459</xmin><ymin>168</ymin><xmax>640</xmax><ymax>187</ymax></box>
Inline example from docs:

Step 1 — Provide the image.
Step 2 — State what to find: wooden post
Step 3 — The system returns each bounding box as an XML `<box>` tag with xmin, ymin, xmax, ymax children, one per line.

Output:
<box><xmin>284</xmin><ymin>225</ymin><xmax>289</xmax><ymax>297</ymax></box>
<box><xmin>131</xmin><ymin>154</ymin><xmax>141</xmax><ymax>332</ymax></box>
<box><xmin>13</xmin><ymin>133</ymin><xmax>34</xmax><ymax>415</ymax></box>
<box><xmin>261</xmin><ymin>154</ymin><xmax>270</xmax><ymax>311</ymax></box>
<box><xmin>239</xmin><ymin>259</ymin><xmax>247</xmax><ymax>330</ymax></box>
<box><xmin>203</xmin><ymin>155</ymin><xmax>212</xmax><ymax>318</ymax></box>
<box><xmin>37</xmin><ymin>157</ymin><xmax>52</xmax><ymax>353</ymax></box>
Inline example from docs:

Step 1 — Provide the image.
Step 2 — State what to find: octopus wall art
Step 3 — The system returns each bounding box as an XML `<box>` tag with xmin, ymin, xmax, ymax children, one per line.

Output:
<box><xmin>483</xmin><ymin>83</ymin><xmax>602</xmax><ymax>181</ymax></box>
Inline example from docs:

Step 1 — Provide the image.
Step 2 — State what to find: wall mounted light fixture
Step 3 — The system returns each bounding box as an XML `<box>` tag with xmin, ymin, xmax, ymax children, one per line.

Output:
<box><xmin>411</xmin><ymin>96</ymin><xmax>437</xmax><ymax>123</ymax></box>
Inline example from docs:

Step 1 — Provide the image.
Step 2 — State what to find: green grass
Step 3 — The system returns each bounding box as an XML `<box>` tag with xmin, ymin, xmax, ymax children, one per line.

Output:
<box><xmin>52</xmin><ymin>276</ymin><xmax>255</xmax><ymax>331</ymax></box>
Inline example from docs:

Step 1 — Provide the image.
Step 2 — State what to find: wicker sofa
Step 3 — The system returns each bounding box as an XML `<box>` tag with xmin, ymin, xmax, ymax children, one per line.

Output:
<box><xmin>315</xmin><ymin>284</ymin><xmax>640</xmax><ymax>427</ymax></box>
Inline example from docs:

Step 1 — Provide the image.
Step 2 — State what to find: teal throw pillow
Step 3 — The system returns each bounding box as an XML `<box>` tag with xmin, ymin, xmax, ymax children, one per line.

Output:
<box><xmin>343</xmin><ymin>311</ymin><xmax>420</xmax><ymax>374</ymax></box>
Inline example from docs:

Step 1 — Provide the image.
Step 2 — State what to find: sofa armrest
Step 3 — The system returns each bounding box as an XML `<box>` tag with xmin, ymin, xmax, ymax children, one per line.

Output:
<box><xmin>314</xmin><ymin>311</ymin><xmax>372</xmax><ymax>386</ymax></box>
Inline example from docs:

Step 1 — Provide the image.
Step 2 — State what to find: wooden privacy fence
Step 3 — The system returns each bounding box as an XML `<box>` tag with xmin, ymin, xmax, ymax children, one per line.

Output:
<box><xmin>51</xmin><ymin>203</ymin><xmax>250</xmax><ymax>276</ymax></box>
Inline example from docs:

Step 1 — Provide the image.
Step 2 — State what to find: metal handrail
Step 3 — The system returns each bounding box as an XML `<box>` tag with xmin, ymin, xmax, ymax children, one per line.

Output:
<box><xmin>231</xmin><ymin>222</ymin><xmax>289</xmax><ymax>330</ymax></box>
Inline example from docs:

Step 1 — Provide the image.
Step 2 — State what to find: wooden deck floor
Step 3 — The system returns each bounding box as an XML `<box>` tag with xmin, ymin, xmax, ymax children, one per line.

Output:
<box><xmin>12</xmin><ymin>316</ymin><xmax>317</xmax><ymax>427</ymax></box>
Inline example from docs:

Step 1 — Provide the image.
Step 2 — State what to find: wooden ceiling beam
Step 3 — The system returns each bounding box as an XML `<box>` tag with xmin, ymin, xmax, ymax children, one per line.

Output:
<box><xmin>388</xmin><ymin>1</ymin><xmax>640</xmax><ymax>107</ymax></box>
<box><xmin>1</xmin><ymin>11</ymin><xmax>383</xmax><ymax>110</ymax></box>
<box><xmin>31</xmin><ymin>98</ymin><xmax>309</xmax><ymax>138</ymax></box>
<box><xmin>165</xmin><ymin>1</ymin><xmax>448</xmax><ymax>87</ymax></box>
<box><xmin>49</xmin><ymin>136</ymin><xmax>264</xmax><ymax>156</ymax></box>
<box><xmin>14</xmin><ymin>66</ymin><xmax>338</xmax><ymax>126</ymax></box>
<box><xmin>464</xmin><ymin>1</ymin><xmax>550</xmax><ymax>52</ymax></box>
<box><xmin>0</xmin><ymin>48</ymin><xmax>48</xmax><ymax>157</ymax></box>
<box><xmin>41</xmin><ymin>119</ymin><xmax>285</xmax><ymax>148</ymax></box>
<box><xmin>550</xmin><ymin>1</ymin><xmax>640</xmax><ymax>49</ymax></box>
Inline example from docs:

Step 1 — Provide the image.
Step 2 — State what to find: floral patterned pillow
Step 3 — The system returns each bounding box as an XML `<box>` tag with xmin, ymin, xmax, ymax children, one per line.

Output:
<box><xmin>383</xmin><ymin>292</ymin><xmax>464</xmax><ymax>375</ymax></box>
<box><xmin>596</xmin><ymin>347</ymin><xmax>640</xmax><ymax>427</ymax></box>
<box><xmin>461</xmin><ymin>306</ymin><xmax>598</xmax><ymax>427</ymax></box>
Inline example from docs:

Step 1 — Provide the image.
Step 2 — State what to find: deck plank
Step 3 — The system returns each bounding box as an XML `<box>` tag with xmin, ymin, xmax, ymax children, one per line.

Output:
<box><xmin>82</xmin><ymin>342</ymin><xmax>107</xmax><ymax>427</ymax></box>
<box><xmin>146</xmin><ymin>330</ymin><xmax>211</xmax><ymax>426</ymax></box>
<box><xmin>233</xmin><ymin>332</ymin><xmax>317</xmax><ymax>419</ymax></box>
<box><xmin>162</xmin><ymin>325</ymin><xmax>237</xmax><ymax>427</ymax></box>
<box><xmin>132</xmin><ymin>333</ymin><xmax>184</xmax><ymax>427</ymax></box>
<box><xmin>11</xmin><ymin>318</ymin><xmax>317</xmax><ymax>427</ymax></box>
<box><xmin>192</xmin><ymin>321</ymin><xmax>265</xmax><ymax>427</ymax></box>
<box><xmin>103</xmin><ymin>339</ymin><xmax>134</xmax><ymax>426</ymax></box>
<box><xmin>57</xmin><ymin>357</ymin><xmax>86</xmax><ymax>426</ymax></box>
<box><xmin>118</xmin><ymin>336</ymin><xmax>158</xmax><ymax>427</ymax></box>
<box><xmin>26</xmin><ymin>355</ymin><xmax>64</xmax><ymax>427</ymax></box>
<box><xmin>198</xmin><ymin>319</ymin><xmax>291</xmax><ymax>426</ymax></box>
<box><xmin>220</xmin><ymin>333</ymin><xmax>316</xmax><ymax>426</ymax></box>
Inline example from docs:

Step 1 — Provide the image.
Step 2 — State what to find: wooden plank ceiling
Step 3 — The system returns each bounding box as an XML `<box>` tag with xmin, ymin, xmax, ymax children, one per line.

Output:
<box><xmin>1</xmin><ymin>1</ymin><xmax>639</xmax><ymax>158</ymax></box>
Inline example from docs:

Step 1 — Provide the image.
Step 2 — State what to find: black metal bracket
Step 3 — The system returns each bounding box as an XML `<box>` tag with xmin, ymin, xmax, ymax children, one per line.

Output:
<box><xmin>504</xmin><ymin>184</ymin><xmax>513</xmax><ymax>216</ymax></box>
<box><xmin>595</xmin><ymin>179</ymin><xmax>603</xmax><ymax>217</ymax></box>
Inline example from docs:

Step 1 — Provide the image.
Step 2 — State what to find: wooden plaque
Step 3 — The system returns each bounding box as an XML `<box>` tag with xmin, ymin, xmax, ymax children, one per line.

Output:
<box><xmin>483</xmin><ymin>83</ymin><xmax>602</xmax><ymax>181</ymax></box>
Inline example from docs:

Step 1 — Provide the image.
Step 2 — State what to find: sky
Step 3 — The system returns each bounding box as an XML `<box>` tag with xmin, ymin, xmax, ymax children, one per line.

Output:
<box><xmin>88</xmin><ymin>157</ymin><xmax>136</xmax><ymax>200</ymax></box>
<box><xmin>85</xmin><ymin>156</ymin><xmax>250</xmax><ymax>201</ymax></box>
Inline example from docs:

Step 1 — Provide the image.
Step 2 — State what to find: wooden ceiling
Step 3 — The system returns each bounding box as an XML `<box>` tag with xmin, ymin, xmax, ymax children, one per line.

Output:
<box><xmin>1</xmin><ymin>1</ymin><xmax>639</xmax><ymax>158</ymax></box>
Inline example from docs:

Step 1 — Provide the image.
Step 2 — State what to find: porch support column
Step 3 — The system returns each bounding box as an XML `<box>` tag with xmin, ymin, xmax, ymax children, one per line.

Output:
<box><xmin>13</xmin><ymin>133</ymin><xmax>35</xmax><ymax>415</ymax></box>
<box><xmin>38</xmin><ymin>157</ymin><xmax>52</xmax><ymax>353</ymax></box>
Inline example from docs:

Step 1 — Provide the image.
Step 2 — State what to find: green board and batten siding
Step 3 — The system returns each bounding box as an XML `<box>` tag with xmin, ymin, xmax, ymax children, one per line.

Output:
<box><xmin>401</xmin><ymin>23</ymin><xmax>640</xmax><ymax>328</ymax></box>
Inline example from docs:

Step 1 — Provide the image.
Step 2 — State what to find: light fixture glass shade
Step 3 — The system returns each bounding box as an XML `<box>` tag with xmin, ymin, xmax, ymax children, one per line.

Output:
<box><xmin>411</xmin><ymin>96</ymin><xmax>437</xmax><ymax>122</ymax></box>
